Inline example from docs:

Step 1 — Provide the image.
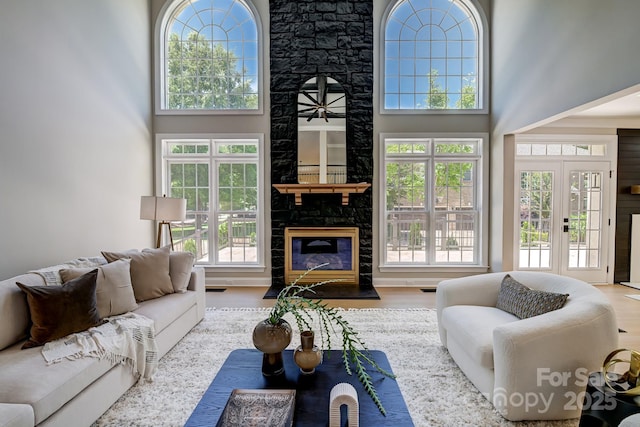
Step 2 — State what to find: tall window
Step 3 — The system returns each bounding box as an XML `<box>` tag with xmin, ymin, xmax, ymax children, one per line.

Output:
<box><xmin>159</xmin><ymin>0</ymin><xmax>260</xmax><ymax>112</ymax></box>
<box><xmin>382</xmin><ymin>136</ymin><xmax>483</xmax><ymax>266</ymax></box>
<box><xmin>383</xmin><ymin>0</ymin><xmax>483</xmax><ymax>111</ymax></box>
<box><xmin>160</xmin><ymin>136</ymin><xmax>263</xmax><ymax>267</ymax></box>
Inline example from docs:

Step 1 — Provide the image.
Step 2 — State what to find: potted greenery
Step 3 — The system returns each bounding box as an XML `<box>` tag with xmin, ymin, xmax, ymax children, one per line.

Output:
<box><xmin>252</xmin><ymin>265</ymin><xmax>396</xmax><ymax>416</ymax></box>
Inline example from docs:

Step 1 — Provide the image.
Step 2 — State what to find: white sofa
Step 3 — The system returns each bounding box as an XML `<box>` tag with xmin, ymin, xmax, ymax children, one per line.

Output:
<box><xmin>436</xmin><ymin>271</ymin><xmax>619</xmax><ymax>421</ymax></box>
<box><xmin>0</xmin><ymin>251</ymin><xmax>205</xmax><ymax>427</ymax></box>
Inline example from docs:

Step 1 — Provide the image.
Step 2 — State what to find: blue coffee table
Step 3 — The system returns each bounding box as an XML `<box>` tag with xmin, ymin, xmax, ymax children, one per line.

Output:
<box><xmin>185</xmin><ymin>349</ymin><xmax>414</xmax><ymax>426</ymax></box>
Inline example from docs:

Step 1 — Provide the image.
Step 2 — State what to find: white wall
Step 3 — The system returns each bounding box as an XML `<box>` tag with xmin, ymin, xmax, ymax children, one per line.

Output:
<box><xmin>0</xmin><ymin>0</ymin><xmax>153</xmax><ymax>279</ymax></box>
<box><xmin>490</xmin><ymin>0</ymin><xmax>640</xmax><ymax>270</ymax></box>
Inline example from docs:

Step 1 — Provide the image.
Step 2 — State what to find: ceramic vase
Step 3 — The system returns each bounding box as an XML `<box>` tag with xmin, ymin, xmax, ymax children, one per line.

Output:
<box><xmin>293</xmin><ymin>330</ymin><xmax>323</xmax><ymax>375</ymax></box>
<box><xmin>252</xmin><ymin>318</ymin><xmax>292</xmax><ymax>376</ymax></box>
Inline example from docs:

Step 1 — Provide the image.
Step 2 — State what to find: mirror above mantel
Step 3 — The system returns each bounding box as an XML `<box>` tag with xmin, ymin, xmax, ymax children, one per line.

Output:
<box><xmin>273</xmin><ymin>75</ymin><xmax>371</xmax><ymax>206</ymax></box>
<box><xmin>297</xmin><ymin>75</ymin><xmax>346</xmax><ymax>184</ymax></box>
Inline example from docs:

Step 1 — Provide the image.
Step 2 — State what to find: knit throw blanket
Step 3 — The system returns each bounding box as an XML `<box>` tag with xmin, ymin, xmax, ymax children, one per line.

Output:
<box><xmin>29</xmin><ymin>257</ymin><xmax>106</xmax><ymax>286</ymax></box>
<box><xmin>41</xmin><ymin>313</ymin><xmax>158</xmax><ymax>380</ymax></box>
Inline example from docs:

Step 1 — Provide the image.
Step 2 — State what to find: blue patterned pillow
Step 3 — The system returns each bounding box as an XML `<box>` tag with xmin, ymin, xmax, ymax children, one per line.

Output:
<box><xmin>496</xmin><ymin>274</ymin><xmax>569</xmax><ymax>319</ymax></box>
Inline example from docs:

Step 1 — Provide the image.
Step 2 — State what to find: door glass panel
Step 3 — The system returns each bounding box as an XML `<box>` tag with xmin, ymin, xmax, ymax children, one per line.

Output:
<box><xmin>567</xmin><ymin>170</ymin><xmax>602</xmax><ymax>268</ymax></box>
<box><xmin>519</xmin><ymin>171</ymin><xmax>553</xmax><ymax>268</ymax></box>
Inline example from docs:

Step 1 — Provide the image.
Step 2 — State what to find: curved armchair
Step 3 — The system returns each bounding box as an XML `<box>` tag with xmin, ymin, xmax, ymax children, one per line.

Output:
<box><xmin>436</xmin><ymin>271</ymin><xmax>618</xmax><ymax>421</ymax></box>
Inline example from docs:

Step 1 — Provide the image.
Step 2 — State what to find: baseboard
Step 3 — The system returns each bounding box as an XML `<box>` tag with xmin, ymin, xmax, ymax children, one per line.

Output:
<box><xmin>373</xmin><ymin>278</ymin><xmax>441</xmax><ymax>287</ymax></box>
<box><xmin>205</xmin><ymin>277</ymin><xmax>270</xmax><ymax>288</ymax></box>
<box><xmin>621</xmin><ymin>282</ymin><xmax>640</xmax><ymax>291</ymax></box>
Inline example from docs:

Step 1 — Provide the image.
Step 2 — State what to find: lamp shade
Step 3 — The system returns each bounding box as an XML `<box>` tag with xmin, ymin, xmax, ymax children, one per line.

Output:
<box><xmin>140</xmin><ymin>196</ymin><xmax>186</xmax><ymax>221</ymax></box>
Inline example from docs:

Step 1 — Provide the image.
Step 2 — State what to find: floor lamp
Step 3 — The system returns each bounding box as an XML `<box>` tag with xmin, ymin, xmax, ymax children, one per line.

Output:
<box><xmin>140</xmin><ymin>195</ymin><xmax>187</xmax><ymax>250</ymax></box>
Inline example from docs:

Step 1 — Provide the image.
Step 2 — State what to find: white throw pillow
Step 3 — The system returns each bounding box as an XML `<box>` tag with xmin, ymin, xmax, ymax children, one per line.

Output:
<box><xmin>169</xmin><ymin>251</ymin><xmax>195</xmax><ymax>293</ymax></box>
<box><xmin>101</xmin><ymin>247</ymin><xmax>174</xmax><ymax>302</ymax></box>
<box><xmin>60</xmin><ymin>258</ymin><xmax>138</xmax><ymax>318</ymax></box>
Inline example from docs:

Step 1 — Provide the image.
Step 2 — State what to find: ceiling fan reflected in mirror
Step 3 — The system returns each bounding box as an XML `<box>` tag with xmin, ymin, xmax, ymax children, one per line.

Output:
<box><xmin>298</xmin><ymin>75</ymin><xmax>346</xmax><ymax>122</ymax></box>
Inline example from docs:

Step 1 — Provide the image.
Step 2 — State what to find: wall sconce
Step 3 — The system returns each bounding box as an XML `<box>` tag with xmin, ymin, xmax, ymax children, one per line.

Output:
<box><xmin>632</xmin><ymin>185</ymin><xmax>640</xmax><ymax>195</ymax></box>
<box><xmin>140</xmin><ymin>195</ymin><xmax>187</xmax><ymax>250</ymax></box>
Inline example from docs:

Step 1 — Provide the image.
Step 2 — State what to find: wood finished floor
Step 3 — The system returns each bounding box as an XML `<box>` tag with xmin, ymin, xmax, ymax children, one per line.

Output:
<box><xmin>206</xmin><ymin>283</ymin><xmax>640</xmax><ymax>349</ymax></box>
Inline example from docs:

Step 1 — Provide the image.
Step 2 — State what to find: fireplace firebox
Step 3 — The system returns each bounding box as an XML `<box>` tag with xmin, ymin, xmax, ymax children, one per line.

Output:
<box><xmin>285</xmin><ymin>227</ymin><xmax>359</xmax><ymax>285</ymax></box>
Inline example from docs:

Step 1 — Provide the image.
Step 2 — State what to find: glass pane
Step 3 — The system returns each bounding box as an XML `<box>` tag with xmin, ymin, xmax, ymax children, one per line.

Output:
<box><xmin>219</xmin><ymin>164</ymin><xmax>231</xmax><ymax>187</ymax></box>
<box><xmin>383</xmin><ymin>0</ymin><xmax>480</xmax><ymax>110</ymax></box>
<box><xmin>172</xmin><ymin>213</ymin><xmax>209</xmax><ymax>262</ymax></box>
<box><xmin>385</xmin><ymin>212</ymin><xmax>428</xmax><ymax>263</ymax></box>
<box><xmin>435</xmin><ymin>161</ymin><xmax>474</xmax><ymax>208</ymax></box>
<box><xmin>516</xmin><ymin>144</ymin><xmax>532</xmax><ymax>156</ymax></box>
<box><xmin>567</xmin><ymin>171</ymin><xmax>602</xmax><ymax>268</ymax></box>
<box><xmin>184</xmin><ymin>164</ymin><xmax>196</xmax><ymax>187</ymax></box>
<box><xmin>165</xmin><ymin>0</ymin><xmax>259</xmax><ymax>110</ymax></box>
<box><xmin>434</xmin><ymin>140</ymin><xmax>478</xmax><ymax>155</ymax></box>
<box><xmin>385</xmin><ymin>161</ymin><xmax>426</xmax><ymax>209</ymax></box>
<box><xmin>217</xmin><ymin>213</ymin><xmax>257</xmax><ymax>263</ymax></box>
<box><xmin>518</xmin><ymin>171</ymin><xmax>553</xmax><ymax>269</ymax></box>
<box><xmin>434</xmin><ymin>211</ymin><xmax>476</xmax><ymax>263</ymax></box>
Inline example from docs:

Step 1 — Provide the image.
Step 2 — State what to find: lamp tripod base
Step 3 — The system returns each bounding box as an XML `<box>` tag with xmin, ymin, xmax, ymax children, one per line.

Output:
<box><xmin>156</xmin><ymin>221</ymin><xmax>175</xmax><ymax>250</ymax></box>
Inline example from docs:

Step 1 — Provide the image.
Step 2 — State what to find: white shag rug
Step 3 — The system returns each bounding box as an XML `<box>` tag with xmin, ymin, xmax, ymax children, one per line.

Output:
<box><xmin>92</xmin><ymin>308</ymin><xmax>578</xmax><ymax>427</ymax></box>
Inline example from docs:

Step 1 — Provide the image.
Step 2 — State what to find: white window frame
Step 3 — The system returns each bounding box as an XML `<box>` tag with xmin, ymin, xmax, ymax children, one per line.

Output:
<box><xmin>154</xmin><ymin>0</ymin><xmax>263</xmax><ymax>115</ymax></box>
<box><xmin>156</xmin><ymin>133</ymin><xmax>265</xmax><ymax>271</ymax></box>
<box><xmin>380</xmin><ymin>0</ymin><xmax>488</xmax><ymax>114</ymax></box>
<box><xmin>379</xmin><ymin>133</ymin><xmax>489</xmax><ymax>272</ymax></box>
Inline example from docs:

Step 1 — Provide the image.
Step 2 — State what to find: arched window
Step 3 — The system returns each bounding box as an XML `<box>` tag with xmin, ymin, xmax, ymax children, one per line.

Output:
<box><xmin>158</xmin><ymin>0</ymin><xmax>260</xmax><ymax>112</ymax></box>
<box><xmin>383</xmin><ymin>0</ymin><xmax>483</xmax><ymax>111</ymax></box>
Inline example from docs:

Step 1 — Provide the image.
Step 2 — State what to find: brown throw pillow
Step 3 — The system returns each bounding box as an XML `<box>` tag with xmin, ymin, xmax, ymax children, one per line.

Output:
<box><xmin>60</xmin><ymin>258</ymin><xmax>138</xmax><ymax>318</ymax></box>
<box><xmin>101</xmin><ymin>246</ymin><xmax>174</xmax><ymax>302</ymax></box>
<box><xmin>17</xmin><ymin>269</ymin><xmax>101</xmax><ymax>349</ymax></box>
<box><xmin>496</xmin><ymin>274</ymin><xmax>569</xmax><ymax>319</ymax></box>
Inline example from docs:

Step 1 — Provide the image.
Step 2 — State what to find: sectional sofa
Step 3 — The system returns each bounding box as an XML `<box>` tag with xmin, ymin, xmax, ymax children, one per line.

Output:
<box><xmin>0</xmin><ymin>247</ymin><xmax>205</xmax><ymax>427</ymax></box>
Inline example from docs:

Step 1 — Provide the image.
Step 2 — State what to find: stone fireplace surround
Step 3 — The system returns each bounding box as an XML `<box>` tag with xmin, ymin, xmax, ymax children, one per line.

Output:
<box><xmin>270</xmin><ymin>0</ymin><xmax>374</xmax><ymax>289</ymax></box>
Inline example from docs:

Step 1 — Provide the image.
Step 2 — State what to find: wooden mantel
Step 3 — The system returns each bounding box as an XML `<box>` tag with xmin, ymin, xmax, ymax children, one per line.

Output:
<box><xmin>273</xmin><ymin>183</ymin><xmax>371</xmax><ymax>206</ymax></box>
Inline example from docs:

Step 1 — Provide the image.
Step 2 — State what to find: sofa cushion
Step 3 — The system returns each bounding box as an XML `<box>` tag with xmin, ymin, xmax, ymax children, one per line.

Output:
<box><xmin>60</xmin><ymin>259</ymin><xmax>138</xmax><ymax>318</ymax></box>
<box><xmin>441</xmin><ymin>305</ymin><xmax>519</xmax><ymax>369</ymax></box>
<box><xmin>102</xmin><ymin>247</ymin><xmax>174</xmax><ymax>302</ymax></box>
<box><xmin>17</xmin><ymin>270</ymin><xmax>102</xmax><ymax>349</ymax></box>
<box><xmin>0</xmin><ymin>274</ymin><xmax>45</xmax><ymax>351</ymax></box>
<box><xmin>133</xmin><ymin>290</ymin><xmax>198</xmax><ymax>335</ymax></box>
<box><xmin>0</xmin><ymin>341</ymin><xmax>115</xmax><ymax>425</ymax></box>
<box><xmin>0</xmin><ymin>403</ymin><xmax>34</xmax><ymax>427</ymax></box>
<box><xmin>496</xmin><ymin>274</ymin><xmax>569</xmax><ymax>319</ymax></box>
<box><xmin>169</xmin><ymin>251</ymin><xmax>195</xmax><ymax>293</ymax></box>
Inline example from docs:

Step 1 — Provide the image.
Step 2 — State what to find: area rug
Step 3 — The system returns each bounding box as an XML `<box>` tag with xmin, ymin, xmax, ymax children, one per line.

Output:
<box><xmin>92</xmin><ymin>308</ymin><xmax>578</xmax><ymax>427</ymax></box>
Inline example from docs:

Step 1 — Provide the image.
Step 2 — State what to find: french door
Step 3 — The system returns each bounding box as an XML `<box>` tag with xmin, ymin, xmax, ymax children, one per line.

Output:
<box><xmin>516</xmin><ymin>160</ymin><xmax>613</xmax><ymax>283</ymax></box>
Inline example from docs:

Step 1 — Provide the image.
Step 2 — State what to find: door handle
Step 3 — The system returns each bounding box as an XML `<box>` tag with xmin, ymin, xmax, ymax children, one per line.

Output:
<box><xmin>563</xmin><ymin>225</ymin><xmax>569</xmax><ymax>232</ymax></box>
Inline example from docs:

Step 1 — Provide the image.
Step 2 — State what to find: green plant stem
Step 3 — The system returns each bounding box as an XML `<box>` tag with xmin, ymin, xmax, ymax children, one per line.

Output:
<box><xmin>266</xmin><ymin>264</ymin><xmax>396</xmax><ymax>415</ymax></box>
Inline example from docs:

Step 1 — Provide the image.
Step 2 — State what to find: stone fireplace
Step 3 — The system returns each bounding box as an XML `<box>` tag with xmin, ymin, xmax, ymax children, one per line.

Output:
<box><xmin>270</xmin><ymin>0</ymin><xmax>374</xmax><ymax>289</ymax></box>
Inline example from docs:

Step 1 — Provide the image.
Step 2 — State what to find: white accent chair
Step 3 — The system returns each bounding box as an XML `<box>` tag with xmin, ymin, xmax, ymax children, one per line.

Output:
<box><xmin>436</xmin><ymin>271</ymin><xmax>619</xmax><ymax>421</ymax></box>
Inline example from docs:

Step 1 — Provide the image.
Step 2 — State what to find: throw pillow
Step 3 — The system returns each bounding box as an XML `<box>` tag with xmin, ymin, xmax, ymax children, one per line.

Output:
<box><xmin>496</xmin><ymin>274</ymin><xmax>569</xmax><ymax>319</ymax></box>
<box><xmin>17</xmin><ymin>269</ymin><xmax>101</xmax><ymax>349</ymax></box>
<box><xmin>101</xmin><ymin>246</ymin><xmax>174</xmax><ymax>302</ymax></box>
<box><xmin>60</xmin><ymin>258</ymin><xmax>138</xmax><ymax>318</ymax></box>
<box><xmin>169</xmin><ymin>251</ymin><xmax>195</xmax><ymax>293</ymax></box>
